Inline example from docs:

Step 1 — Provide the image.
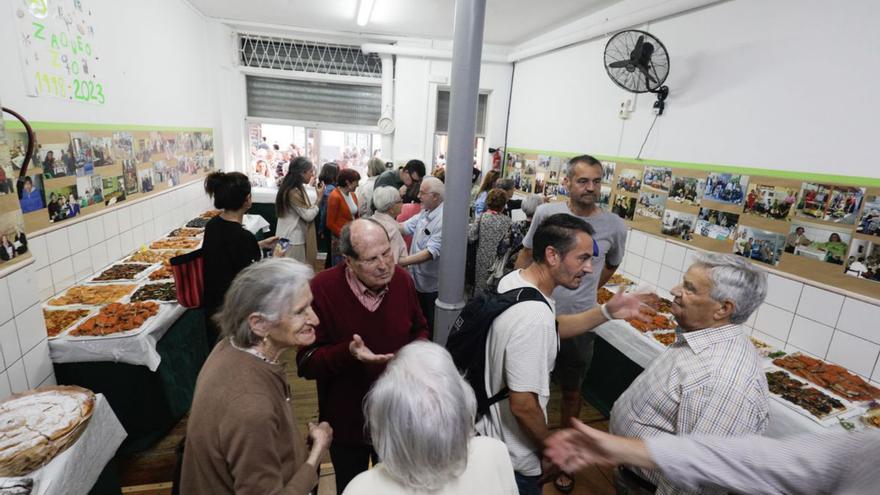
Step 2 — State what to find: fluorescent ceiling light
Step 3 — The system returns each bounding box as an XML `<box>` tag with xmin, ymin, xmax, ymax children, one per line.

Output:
<box><xmin>357</xmin><ymin>0</ymin><xmax>375</xmax><ymax>26</ymax></box>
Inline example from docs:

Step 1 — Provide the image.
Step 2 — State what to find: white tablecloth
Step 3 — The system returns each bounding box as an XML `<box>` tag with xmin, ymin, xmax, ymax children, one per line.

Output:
<box><xmin>243</xmin><ymin>214</ymin><xmax>270</xmax><ymax>235</ymax></box>
<box><xmin>48</xmin><ymin>304</ymin><xmax>186</xmax><ymax>371</ymax></box>
<box><xmin>29</xmin><ymin>394</ymin><xmax>127</xmax><ymax>495</ymax></box>
<box><xmin>594</xmin><ymin>320</ymin><xmax>845</xmax><ymax>437</ymax></box>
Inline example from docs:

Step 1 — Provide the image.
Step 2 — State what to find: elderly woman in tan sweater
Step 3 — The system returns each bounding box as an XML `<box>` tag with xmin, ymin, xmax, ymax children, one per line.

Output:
<box><xmin>181</xmin><ymin>258</ymin><xmax>332</xmax><ymax>494</ymax></box>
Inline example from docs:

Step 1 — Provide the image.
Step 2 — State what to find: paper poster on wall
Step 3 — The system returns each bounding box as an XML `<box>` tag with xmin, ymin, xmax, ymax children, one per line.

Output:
<box><xmin>796</xmin><ymin>183</ymin><xmax>864</xmax><ymax>225</ymax></box>
<box><xmin>857</xmin><ymin>196</ymin><xmax>880</xmax><ymax>237</ymax></box>
<box><xmin>845</xmin><ymin>239</ymin><xmax>880</xmax><ymax>283</ymax></box>
<box><xmin>668</xmin><ymin>176</ymin><xmax>705</xmax><ymax>206</ymax></box>
<box><xmin>785</xmin><ymin>222</ymin><xmax>851</xmax><ymax>266</ymax></box>
<box><xmin>12</xmin><ymin>0</ymin><xmax>105</xmax><ymax>104</ymax></box>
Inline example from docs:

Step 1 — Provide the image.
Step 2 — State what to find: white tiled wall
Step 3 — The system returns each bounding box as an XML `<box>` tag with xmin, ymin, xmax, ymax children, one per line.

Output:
<box><xmin>0</xmin><ymin>182</ymin><xmax>213</xmax><ymax>401</ymax></box>
<box><xmin>619</xmin><ymin>229</ymin><xmax>880</xmax><ymax>386</ymax></box>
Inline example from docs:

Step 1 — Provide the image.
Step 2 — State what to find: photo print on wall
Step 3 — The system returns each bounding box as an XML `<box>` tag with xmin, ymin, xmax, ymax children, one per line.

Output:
<box><xmin>694</xmin><ymin>208</ymin><xmax>740</xmax><ymax>241</ymax></box>
<box><xmin>742</xmin><ymin>183</ymin><xmax>799</xmax><ymax>221</ymax></box>
<box><xmin>111</xmin><ymin>132</ymin><xmax>134</xmax><ymax>161</ymax></box>
<box><xmin>46</xmin><ymin>184</ymin><xmax>81</xmax><ymax>223</ymax></box>
<box><xmin>617</xmin><ymin>169</ymin><xmax>643</xmax><ymax>193</ymax></box>
<box><xmin>845</xmin><ymin>238</ymin><xmax>880</xmax><ymax>283</ymax></box>
<box><xmin>122</xmin><ymin>160</ymin><xmax>139</xmax><ymax>195</ymax></box>
<box><xmin>857</xmin><ymin>196</ymin><xmax>880</xmax><ymax>237</ymax></box>
<box><xmin>668</xmin><ymin>176</ymin><xmax>705</xmax><ymax>206</ymax></box>
<box><xmin>661</xmin><ymin>210</ymin><xmax>697</xmax><ymax>239</ymax></box>
<box><xmin>796</xmin><ymin>183</ymin><xmax>864</xmax><ymax>225</ymax></box>
<box><xmin>642</xmin><ymin>166</ymin><xmax>672</xmax><ymax>192</ymax></box>
<box><xmin>17</xmin><ymin>174</ymin><xmax>46</xmax><ymax>213</ymax></box>
<box><xmin>0</xmin><ymin>209</ymin><xmax>28</xmax><ymax>264</ymax></box>
<box><xmin>636</xmin><ymin>191</ymin><xmax>666</xmax><ymax>220</ymax></box>
<box><xmin>102</xmin><ymin>176</ymin><xmax>126</xmax><ymax>206</ymax></box>
<box><xmin>138</xmin><ymin>168</ymin><xmax>155</xmax><ymax>193</ymax></box>
<box><xmin>69</xmin><ymin>132</ymin><xmax>95</xmax><ymax>176</ymax></box>
<box><xmin>601</xmin><ymin>161</ymin><xmax>616</xmax><ymax>184</ymax></box>
<box><xmin>612</xmin><ymin>195</ymin><xmax>637</xmax><ymax>220</ymax></box>
<box><xmin>37</xmin><ymin>141</ymin><xmax>74</xmax><ymax>179</ymax></box>
<box><xmin>732</xmin><ymin>225</ymin><xmax>785</xmax><ymax>266</ymax></box>
<box><xmin>704</xmin><ymin>173</ymin><xmax>749</xmax><ymax>205</ymax></box>
<box><xmin>785</xmin><ymin>222</ymin><xmax>852</xmax><ymax>265</ymax></box>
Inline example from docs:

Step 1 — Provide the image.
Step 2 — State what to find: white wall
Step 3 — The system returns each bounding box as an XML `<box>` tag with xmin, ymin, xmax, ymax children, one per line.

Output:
<box><xmin>507</xmin><ymin>0</ymin><xmax>880</xmax><ymax>177</ymax></box>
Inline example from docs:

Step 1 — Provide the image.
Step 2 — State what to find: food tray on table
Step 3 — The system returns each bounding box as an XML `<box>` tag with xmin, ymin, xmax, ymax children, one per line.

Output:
<box><xmin>650</xmin><ymin>331</ymin><xmax>677</xmax><ymax>347</ymax></box>
<box><xmin>149</xmin><ymin>237</ymin><xmax>201</xmax><ymax>250</ymax></box>
<box><xmin>126</xmin><ymin>249</ymin><xmax>188</xmax><ymax>265</ymax></box>
<box><xmin>47</xmin><ymin>284</ymin><xmax>138</xmax><ymax>308</ymax></box>
<box><xmin>626</xmin><ymin>313</ymin><xmax>677</xmax><ymax>333</ymax></box>
<box><xmin>597</xmin><ymin>287</ymin><xmax>615</xmax><ymax>304</ymax></box>
<box><xmin>765</xmin><ymin>369</ymin><xmax>861</xmax><ymax>426</ymax></box>
<box><xmin>772</xmin><ymin>353</ymin><xmax>880</xmax><ymax>402</ymax></box>
<box><xmin>185</xmin><ymin>217</ymin><xmax>210</xmax><ymax>228</ymax></box>
<box><xmin>147</xmin><ymin>265</ymin><xmax>174</xmax><ymax>281</ymax></box>
<box><xmin>167</xmin><ymin>227</ymin><xmax>203</xmax><ymax>238</ymax></box>
<box><xmin>88</xmin><ymin>263</ymin><xmax>156</xmax><ymax>283</ymax></box>
<box><xmin>65</xmin><ymin>301</ymin><xmax>164</xmax><ymax>340</ymax></box>
<box><xmin>862</xmin><ymin>403</ymin><xmax>880</xmax><ymax>429</ymax></box>
<box><xmin>749</xmin><ymin>336</ymin><xmax>775</xmax><ymax>357</ymax></box>
<box><xmin>605</xmin><ymin>274</ymin><xmax>635</xmax><ymax>287</ymax></box>
<box><xmin>128</xmin><ymin>282</ymin><xmax>177</xmax><ymax>303</ymax></box>
<box><xmin>44</xmin><ymin>309</ymin><xmax>95</xmax><ymax>339</ymax></box>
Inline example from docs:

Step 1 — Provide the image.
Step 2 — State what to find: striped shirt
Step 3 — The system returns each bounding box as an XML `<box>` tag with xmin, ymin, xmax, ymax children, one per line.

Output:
<box><xmin>609</xmin><ymin>324</ymin><xmax>769</xmax><ymax>495</ymax></box>
<box><xmin>645</xmin><ymin>430</ymin><xmax>880</xmax><ymax>494</ymax></box>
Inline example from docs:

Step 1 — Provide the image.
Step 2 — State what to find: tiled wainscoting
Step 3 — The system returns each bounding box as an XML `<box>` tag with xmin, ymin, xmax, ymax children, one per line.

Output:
<box><xmin>621</xmin><ymin>230</ymin><xmax>880</xmax><ymax>386</ymax></box>
<box><xmin>0</xmin><ymin>182</ymin><xmax>213</xmax><ymax>400</ymax></box>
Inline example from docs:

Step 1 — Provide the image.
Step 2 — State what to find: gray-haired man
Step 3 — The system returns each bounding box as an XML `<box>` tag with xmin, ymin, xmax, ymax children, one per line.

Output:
<box><xmin>609</xmin><ymin>253</ymin><xmax>770</xmax><ymax>494</ymax></box>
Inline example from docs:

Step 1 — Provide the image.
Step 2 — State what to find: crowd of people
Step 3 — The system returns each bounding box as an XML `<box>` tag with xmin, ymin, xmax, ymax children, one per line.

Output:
<box><xmin>175</xmin><ymin>154</ymin><xmax>880</xmax><ymax>495</ymax></box>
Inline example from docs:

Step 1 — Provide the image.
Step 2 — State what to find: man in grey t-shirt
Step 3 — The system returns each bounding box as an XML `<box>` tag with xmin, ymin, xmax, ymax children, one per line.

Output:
<box><xmin>516</xmin><ymin>154</ymin><xmax>627</xmax><ymax>491</ymax></box>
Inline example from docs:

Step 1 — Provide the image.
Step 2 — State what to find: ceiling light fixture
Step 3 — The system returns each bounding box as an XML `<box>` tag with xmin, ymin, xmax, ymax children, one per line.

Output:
<box><xmin>357</xmin><ymin>0</ymin><xmax>375</xmax><ymax>27</ymax></box>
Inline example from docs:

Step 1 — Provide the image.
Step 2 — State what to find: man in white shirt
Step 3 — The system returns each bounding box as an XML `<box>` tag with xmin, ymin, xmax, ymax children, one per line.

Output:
<box><xmin>476</xmin><ymin>213</ymin><xmax>652</xmax><ymax>495</ymax></box>
<box><xmin>400</xmin><ymin>176</ymin><xmax>444</xmax><ymax>332</ymax></box>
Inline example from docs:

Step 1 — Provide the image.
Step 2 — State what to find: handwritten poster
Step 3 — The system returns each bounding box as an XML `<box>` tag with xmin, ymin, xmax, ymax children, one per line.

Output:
<box><xmin>12</xmin><ymin>0</ymin><xmax>105</xmax><ymax>104</ymax></box>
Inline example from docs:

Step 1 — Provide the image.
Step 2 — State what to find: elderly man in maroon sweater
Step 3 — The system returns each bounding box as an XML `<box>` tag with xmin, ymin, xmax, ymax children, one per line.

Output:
<box><xmin>296</xmin><ymin>218</ymin><xmax>429</xmax><ymax>493</ymax></box>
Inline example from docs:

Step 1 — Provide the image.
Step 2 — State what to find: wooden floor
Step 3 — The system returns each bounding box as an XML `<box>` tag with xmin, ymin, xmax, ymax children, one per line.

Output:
<box><xmin>119</xmin><ymin>350</ymin><xmax>614</xmax><ymax>495</ymax></box>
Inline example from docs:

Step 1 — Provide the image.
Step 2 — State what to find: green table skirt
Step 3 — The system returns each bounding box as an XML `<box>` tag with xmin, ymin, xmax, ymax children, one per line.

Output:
<box><xmin>580</xmin><ymin>335</ymin><xmax>644</xmax><ymax>417</ymax></box>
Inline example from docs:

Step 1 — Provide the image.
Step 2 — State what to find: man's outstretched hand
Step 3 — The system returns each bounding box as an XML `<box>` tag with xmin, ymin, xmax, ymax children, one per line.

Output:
<box><xmin>349</xmin><ymin>334</ymin><xmax>394</xmax><ymax>364</ymax></box>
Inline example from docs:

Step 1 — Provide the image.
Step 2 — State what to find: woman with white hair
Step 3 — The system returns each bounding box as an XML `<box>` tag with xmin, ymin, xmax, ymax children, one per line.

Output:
<box><xmin>344</xmin><ymin>341</ymin><xmax>516</xmax><ymax>494</ymax></box>
<box><xmin>182</xmin><ymin>258</ymin><xmax>333</xmax><ymax>494</ymax></box>
<box><xmin>368</xmin><ymin>186</ymin><xmax>408</xmax><ymax>262</ymax></box>
<box><xmin>356</xmin><ymin>157</ymin><xmax>387</xmax><ymax>217</ymax></box>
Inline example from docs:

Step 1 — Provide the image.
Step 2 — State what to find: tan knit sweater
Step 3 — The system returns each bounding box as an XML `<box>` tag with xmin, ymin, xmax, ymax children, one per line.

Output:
<box><xmin>181</xmin><ymin>339</ymin><xmax>318</xmax><ymax>494</ymax></box>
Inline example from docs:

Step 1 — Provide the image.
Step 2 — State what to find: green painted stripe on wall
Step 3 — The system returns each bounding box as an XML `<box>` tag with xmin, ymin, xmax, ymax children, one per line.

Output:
<box><xmin>3</xmin><ymin>120</ymin><xmax>212</xmax><ymax>133</ymax></box>
<box><xmin>506</xmin><ymin>147</ymin><xmax>880</xmax><ymax>187</ymax></box>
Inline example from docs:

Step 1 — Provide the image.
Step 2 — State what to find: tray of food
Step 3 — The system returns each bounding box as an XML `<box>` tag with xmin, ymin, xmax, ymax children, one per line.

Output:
<box><xmin>168</xmin><ymin>227</ymin><xmax>203</xmax><ymax>238</ymax></box>
<box><xmin>47</xmin><ymin>284</ymin><xmax>138</xmax><ymax>307</ymax></box>
<box><xmin>200</xmin><ymin>210</ymin><xmax>221</xmax><ymax>218</ymax></box>
<box><xmin>129</xmin><ymin>282</ymin><xmax>177</xmax><ymax>303</ymax></box>
<box><xmin>126</xmin><ymin>249</ymin><xmax>187</xmax><ymax>265</ymax></box>
<box><xmin>605</xmin><ymin>273</ymin><xmax>635</xmax><ymax>287</ymax></box>
<box><xmin>44</xmin><ymin>309</ymin><xmax>94</xmax><ymax>339</ymax></box>
<box><xmin>0</xmin><ymin>386</ymin><xmax>95</xmax><ymax>477</ymax></box>
<box><xmin>67</xmin><ymin>301</ymin><xmax>162</xmax><ymax>339</ymax></box>
<box><xmin>148</xmin><ymin>265</ymin><xmax>174</xmax><ymax>281</ymax></box>
<box><xmin>749</xmin><ymin>336</ymin><xmax>774</xmax><ymax>357</ymax></box>
<box><xmin>185</xmin><ymin>217</ymin><xmax>210</xmax><ymax>228</ymax></box>
<box><xmin>149</xmin><ymin>237</ymin><xmax>201</xmax><ymax>250</ymax></box>
<box><xmin>651</xmin><ymin>331</ymin><xmax>677</xmax><ymax>346</ymax></box>
<box><xmin>765</xmin><ymin>369</ymin><xmax>855</xmax><ymax>424</ymax></box>
<box><xmin>861</xmin><ymin>403</ymin><xmax>880</xmax><ymax>429</ymax></box>
<box><xmin>90</xmin><ymin>263</ymin><xmax>154</xmax><ymax>282</ymax></box>
<box><xmin>626</xmin><ymin>314</ymin><xmax>677</xmax><ymax>333</ymax></box>
<box><xmin>772</xmin><ymin>353</ymin><xmax>880</xmax><ymax>402</ymax></box>
<box><xmin>597</xmin><ymin>287</ymin><xmax>615</xmax><ymax>304</ymax></box>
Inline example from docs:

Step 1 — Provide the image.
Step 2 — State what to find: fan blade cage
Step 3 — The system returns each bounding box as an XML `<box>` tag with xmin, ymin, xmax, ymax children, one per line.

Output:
<box><xmin>604</xmin><ymin>30</ymin><xmax>670</xmax><ymax>93</ymax></box>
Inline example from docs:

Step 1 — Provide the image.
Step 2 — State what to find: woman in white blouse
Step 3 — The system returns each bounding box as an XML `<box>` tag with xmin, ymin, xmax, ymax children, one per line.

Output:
<box><xmin>275</xmin><ymin>157</ymin><xmax>322</xmax><ymax>265</ymax></box>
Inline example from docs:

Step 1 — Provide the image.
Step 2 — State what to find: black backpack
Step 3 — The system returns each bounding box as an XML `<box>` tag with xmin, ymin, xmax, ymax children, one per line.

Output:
<box><xmin>446</xmin><ymin>286</ymin><xmax>552</xmax><ymax>421</ymax></box>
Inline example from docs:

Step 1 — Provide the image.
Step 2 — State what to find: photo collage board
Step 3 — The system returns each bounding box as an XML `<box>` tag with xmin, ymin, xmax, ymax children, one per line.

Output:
<box><xmin>0</xmin><ymin>120</ymin><xmax>31</xmax><ymax>271</ymax></box>
<box><xmin>504</xmin><ymin>152</ymin><xmax>880</xmax><ymax>299</ymax></box>
<box><xmin>2</xmin><ymin>125</ymin><xmax>214</xmax><ymax>234</ymax></box>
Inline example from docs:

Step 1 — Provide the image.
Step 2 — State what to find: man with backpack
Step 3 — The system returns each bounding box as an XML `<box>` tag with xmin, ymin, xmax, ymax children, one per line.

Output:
<box><xmin>460</xmin><ymin>213</ymin><xmax>650</xmax><ymax>495</ymax></box>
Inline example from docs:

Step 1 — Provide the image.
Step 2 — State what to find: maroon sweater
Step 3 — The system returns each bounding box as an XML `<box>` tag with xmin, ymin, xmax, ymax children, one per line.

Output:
<box><xmin>296</xmin><ymin>264</ymin><xmax>429</xmax><ymax>443</ymax></box>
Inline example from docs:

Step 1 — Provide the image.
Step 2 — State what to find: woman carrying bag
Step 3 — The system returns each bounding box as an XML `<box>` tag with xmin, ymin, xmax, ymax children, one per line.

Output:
<box><xmin>275</xmin><ymin>157</ymin><xmax>321</xmax><ymax>266</ymax></box>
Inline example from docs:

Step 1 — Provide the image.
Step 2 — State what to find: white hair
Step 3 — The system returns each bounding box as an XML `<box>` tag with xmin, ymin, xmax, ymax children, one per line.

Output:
<box><xmin>693</xmin><ymin>252</ymin><xmax>767</xmax><ymax>325</ymax></box>
<box><xmin>364</xmin><ymin>341</ymin><xmax>476</xmax><ymax>491</ymax></box>
<box><xmin>372</xmin><ymin>186</ymin><xmax>401</xmax><ymax>213</ymax></box>
<box><xmin>213</xmin><ymin>258</ymin><xmax>313</xmax><ymax>347</ymax></box>
<box><xmin>521</xmin><ymin>194</ymin><xmax>543</xmax><ymax>218</ymax></box>
<box><xmin>422</xmin><ymin>176</ymin><xmax>445</xmax><ymax>199</ymax></box>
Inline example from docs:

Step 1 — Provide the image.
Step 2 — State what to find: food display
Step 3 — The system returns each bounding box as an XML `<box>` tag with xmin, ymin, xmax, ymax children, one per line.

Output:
<box><xmin>766</xmin><ymin>370</ymin><xmax>846</xmax><ymax>419</ymax></box>
<box><xmin>597</xmin><ymin>287</ymin><xmax>615</xmax><ymax>304</ymax></box>
<box><xmin>130</xmin><ymin>282</ymin><xmax>177</xmax><ymax>303</ymax></box>
<box><xmin>168</xmin><ymin>227</ymin><xmax>203</xmax><ymax>238</ymax></box>
<box><xmin>627</xmin><ymin>314</ymin><xmax>677</xmax><ymax>332</ymax></box>
<box><xmin>127</xmin><ymin>249</ymin><xmax>187</xmax><ymax>265</ymax></box>
<box><xmin>749</xmin><ymin>336</ymin><xmax>774</xmax><ymax>356</ymax></box>
<box><xmin>70</xmin><ymin>302</ymin><xmax>160</xmax><ymax>337</ymax></box>
<box><xmin>185</xmin><ymin>217</ymin><xmax>210</xmax><ymax>228</ymax></box>
<box><xmin>44</xmin><ymin>309</ymin><xmax>92</xmax><ymax>338</ymax></box>
<box><xmin>149</xmin><ymin>237</ymin><xmax>201</xmax><ymax>250</ymax></box>
<box><xmin>148</xmin><ymin>266</ymin><xmax>174</xmax><ymax>280</ymax></box>
<box><xmin>862</xmin><ymin>404</ymin><xmax>880</xmax><ymax>429</ymax></box>
<box><xmin>200</xmin><ymin>210</ymin><xmax>221</xmax><ymax>218</ymax></box>
<box><xmin>0</xmin><ymin>386</ymin><xmax>95</xmax><ymax>476</ymax></box>
<box><xmin>48</xmin><ymin>284</ymin><xmax>137</xmax><ymax>307</ymax></box>
<box><xmin>773</xmin><ymin>353</ymin><xmax>880</xmax><ymax>402</ymax></box>
<box><xmin>606</xmin><ymin>274</ymin><xmax>634</xmax><ymax>286</ymax></box>
<box><xmin>93</xmin><ymin>263</ymin><xmax>152</xmax><ymax>282</ymax></box>
<box><xmin>652</xmin><ymin>331</ymin><xmax>677</xmax><ymax>346</ymax></box>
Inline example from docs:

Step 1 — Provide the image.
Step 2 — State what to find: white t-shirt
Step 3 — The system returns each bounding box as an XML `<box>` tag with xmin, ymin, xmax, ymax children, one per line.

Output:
<box><xmin>342</xmin><ymin>436</ymin><xmax>517</xmax><ymax>494</ymax></box>
<box><xmin>475</xmin><ymin>270</ymin><xmax>558</xmax><ymax>476</ymax></box>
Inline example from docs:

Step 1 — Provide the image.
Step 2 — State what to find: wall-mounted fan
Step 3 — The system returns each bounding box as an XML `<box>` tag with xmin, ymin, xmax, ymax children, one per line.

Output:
<box><xmin>604</xmin><ymin>30</ymin><xmax>670</xmax><ymax>115</ymax></box>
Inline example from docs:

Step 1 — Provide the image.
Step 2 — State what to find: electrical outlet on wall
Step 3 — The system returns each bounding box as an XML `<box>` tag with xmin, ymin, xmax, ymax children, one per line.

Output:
<box><xmin>618</xmin><ymin>96</ymin><xmax>636</xmax><ymax>119</ymax></box>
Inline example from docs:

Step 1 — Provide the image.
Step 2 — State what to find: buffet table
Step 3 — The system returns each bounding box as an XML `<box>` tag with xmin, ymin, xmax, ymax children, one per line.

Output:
<box><xmin>588</xmin><ymin>321</ymin><xmax>856</xmax><ymax>437</ymax></box>
<box><xmin>29</xmin><ymin>394</ymin><xmax>126</xmax><ymax>495</ymax></box>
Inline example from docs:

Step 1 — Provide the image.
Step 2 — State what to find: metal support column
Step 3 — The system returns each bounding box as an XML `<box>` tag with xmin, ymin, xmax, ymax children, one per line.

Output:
<box><xmin>434</xmin><ymin>0</ymin><xmax>486</xmax><ymax>345</ymax></box>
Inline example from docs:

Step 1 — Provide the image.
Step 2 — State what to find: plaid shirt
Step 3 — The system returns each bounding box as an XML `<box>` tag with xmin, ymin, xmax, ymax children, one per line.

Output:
<box><xmin>610</xmin><ymin>324</ymin><xmax>769</xmax><ymax>495</ymax></box>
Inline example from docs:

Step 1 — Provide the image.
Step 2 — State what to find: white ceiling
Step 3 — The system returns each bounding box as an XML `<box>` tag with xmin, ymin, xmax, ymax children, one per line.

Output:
<box><xmin>186</xmin><ymin>0</ymin><xmax>621</xmax><ymax>46</ymax></box>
